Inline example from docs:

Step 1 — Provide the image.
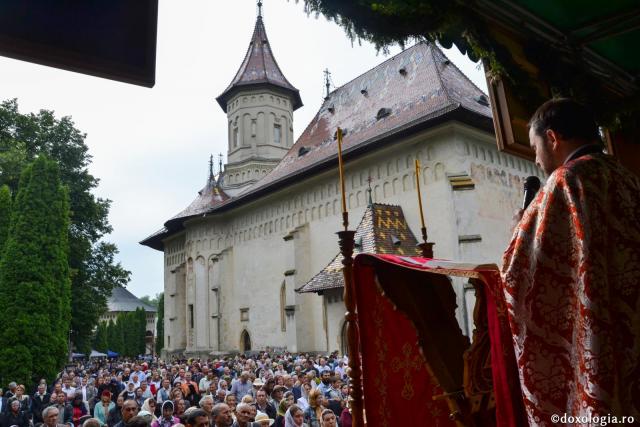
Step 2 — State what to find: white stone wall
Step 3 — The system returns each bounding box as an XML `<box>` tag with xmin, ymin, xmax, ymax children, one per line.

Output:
<box><xmin>163</xmin><ymin>121</ymin><xmax>541</xmax><ymax>354</ymax></box>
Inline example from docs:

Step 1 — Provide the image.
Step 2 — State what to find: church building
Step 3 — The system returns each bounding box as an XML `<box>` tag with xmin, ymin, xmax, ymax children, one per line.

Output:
<box><xmin>141</xmin><ymin>9</ymin><xmax>541</xmax><ymax>356</ymax></box>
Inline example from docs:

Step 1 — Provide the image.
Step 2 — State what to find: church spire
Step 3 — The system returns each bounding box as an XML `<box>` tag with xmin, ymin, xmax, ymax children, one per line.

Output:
<box><xmin>209</xmin><ymin>154</ymin><xmax>214</xmax><ymax>181</ymax></box>
<box><xmin>216</xmin><ymin>6</ymin><xmax>302</xmax><ymax>112</ymax></box>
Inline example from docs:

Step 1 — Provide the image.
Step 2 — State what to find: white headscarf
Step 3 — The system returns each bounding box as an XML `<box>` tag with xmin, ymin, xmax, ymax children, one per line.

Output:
<box><xmin>284</xmin><ymin>407</ymin><xmax>306</xmax><ymax>427</ymax></box>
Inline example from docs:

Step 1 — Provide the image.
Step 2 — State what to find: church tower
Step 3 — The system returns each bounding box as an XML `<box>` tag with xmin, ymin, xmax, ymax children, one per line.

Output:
<box><xmin>216</xmin><ymin>3</ymin><xmax>302</xmax><ymax>196</ymax></box>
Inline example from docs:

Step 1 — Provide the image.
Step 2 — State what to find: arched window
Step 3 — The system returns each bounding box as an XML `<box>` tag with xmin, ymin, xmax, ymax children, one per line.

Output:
<box><xmin>280</xmin><ymin>282</ymin><xmax>286</xmax><ymax>332</ymax></box>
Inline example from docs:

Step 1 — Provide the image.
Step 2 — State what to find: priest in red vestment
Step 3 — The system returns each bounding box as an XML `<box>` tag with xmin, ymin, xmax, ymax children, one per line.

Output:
<box><xmin>501</xmin><ymin>99</ymin><xmax>640</xmax><ymax>426</ymax></box>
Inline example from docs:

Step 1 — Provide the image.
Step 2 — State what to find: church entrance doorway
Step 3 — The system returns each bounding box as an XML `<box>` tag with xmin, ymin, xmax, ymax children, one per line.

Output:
<box><xmin>240</xmin><ymin>330</ymin><xmax>251</xmax><ymax>352</ymax></box>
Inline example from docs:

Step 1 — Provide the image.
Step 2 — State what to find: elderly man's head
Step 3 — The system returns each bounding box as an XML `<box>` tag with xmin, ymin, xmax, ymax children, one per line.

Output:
<box><xmin>212</xmin><ymin>403</ymin><xmax>232</xmax><ymax>427</ymax></box>
<box><xmin>235</xmin><ymin>403</ymin><xmax>253</xmax><ymax>424</ymax></box>
<box><xmin>121</xmin><ymin>399</ymin><xmax>139</xmax><ymax>422</ymax></box>
<box><xmin>42</xmin><ymin>406</ymin><xmax>60</xmax><ymax>427</ymax></box>
<box><xmin>199</xmin><ymin>395</ymin><xmax>214</xmax><ymax>414</ymax></box>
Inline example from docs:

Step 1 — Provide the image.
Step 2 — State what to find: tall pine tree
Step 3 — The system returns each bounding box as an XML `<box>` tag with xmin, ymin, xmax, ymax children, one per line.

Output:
<box><xmin>0</xmin><ymin>157</ymin><xmax>70</xmax><ymax>385</ymax></box>
<box><xmin>93</xmin><ymin>322</ymin><xmax>108</xmax><ymax>353</ymax></box>
<box><xmin>0</xmin><ymin>185</ymin><xmax>11</xmax><ymax>253</ymax></box>
<box><xmin>155</xmin><ymin>293</ymin><xmax>164</xmax><ymax>355</ymax></box>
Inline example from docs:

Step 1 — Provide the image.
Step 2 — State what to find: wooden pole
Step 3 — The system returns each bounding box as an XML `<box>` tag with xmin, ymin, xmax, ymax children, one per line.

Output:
<box><xmin>336</xmin><ymin>127</ymin><xmax>364</xmax><ymax>426</ymax></box>
<box><xmin>415</xmin><ymin>160</ymin><xmax>435</xmax><ymax>258</ymax></box>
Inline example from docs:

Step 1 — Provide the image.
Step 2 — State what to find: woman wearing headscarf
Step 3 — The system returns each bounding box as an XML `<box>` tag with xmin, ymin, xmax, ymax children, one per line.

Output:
<box><xmin>295</xmin><ymin>383</ymin><xmax>312</xmax><ymax>412</ymax></box>
<box><xmin>71</xmin><ymin>393</ymin><xmax>88</xmax><ymax>427</ymax></box>
<box><xmin>274</xmin><ymin>391</ymin><xmax>295</xmax><ymax>427</ymax></box>
<box><xmin>141</xmin><ymin>398</ymin><xmax>158</xmax><ymax>423</ymax></box>
<box><xmin>151</xmin><ymin>400</ymin><xmax>179</xmax><ymax>427</ymax></box>
<box><xmin>302</xmin><ymin>389</ymin><xmax>324</xmax><ymax>427</ymax></box>
<box><xmin>94</xmin><ymin>391</ymin><xmax>115</xmax><ymax>427</ymax></box>
<box><xmin>284</xmin><ymin>404</ymin><xmax>307</xmax><ymax>427</ymax></box>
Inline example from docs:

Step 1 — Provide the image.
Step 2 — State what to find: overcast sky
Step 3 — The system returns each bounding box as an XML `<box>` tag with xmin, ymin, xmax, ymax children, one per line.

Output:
<box><xmin>0</xmin><ymin>0</ymin><xmax>487</xmax><ymax>299</ymax></box>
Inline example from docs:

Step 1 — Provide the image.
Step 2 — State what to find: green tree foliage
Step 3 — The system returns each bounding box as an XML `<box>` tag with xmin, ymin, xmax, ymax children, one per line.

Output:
<box><xmin>0</xmin><ymin>157</ymin><xmax>71</xmax><ymax>385</ymax></box>
<box><xmin>93</xmin><ymin>322</ymin><xmax>108</xmax><ymax>353</ymax></box>
<box><xmin>0</xmin><ymin>99</ymin><xmax>130</xmax><ymax>353</ymax></box>
<box><xmin>139</xmin><ymin>294</ymin><xmax>161</xmax><ymax>308</ymax></box>
<box><xmin>104</xmin><ymin>308</ymin><xmax>147</xmax><ymax>357</ymax></box>
<box><xmin>106</xmin><ymin>320</ymin><xmax>120</xmax><ymax>354</ymax></box>
<box><xmin>0</xmin><ymin>185</ymin><xmax>11</xmax><ymax>253</ymax></box>
<box><xmin>155</xmin><ymin>292</ymin><xmax>164</xmax><ymax>354</ymax></box>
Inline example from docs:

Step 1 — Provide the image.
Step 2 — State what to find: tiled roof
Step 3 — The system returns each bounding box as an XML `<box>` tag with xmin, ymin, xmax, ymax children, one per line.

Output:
<box><xmin>140</xmin><ymin>175</ymin><xmax>228</xmax><ymax>250</ymax></box>
<box><xmin>297</xmin><ymin>203</ymin><xmax>421</xmax><ymax>293</ymax></box>
<box><xmin>168</xmin><ymin>176</ymin><xmax>229</xmax><ymax>222</ymax></box>
<box><xmin>235</xmin><ymin>41</ymin><xmax>491</xmax><ymax>199</ymax></box>
<box><xmin>141</xmin><ymin>42</ymin><xmax>492</xmax><ymax>251</ymax></box>
<box><xmin>216</xmin><ymin>15</ymin><xmax>302</xmax><ymax>112</ymax></box>
<box><xmin>107</xmin><ymin>286</ymin><xmax>157</xmax><ymax>313</ymax></box>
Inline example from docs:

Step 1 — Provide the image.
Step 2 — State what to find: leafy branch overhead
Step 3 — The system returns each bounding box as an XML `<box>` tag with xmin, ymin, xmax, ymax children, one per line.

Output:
<box><xmin>299</xmin><ymin>0</ymin><xmax>639</xmax><ymax>135</ymax></box>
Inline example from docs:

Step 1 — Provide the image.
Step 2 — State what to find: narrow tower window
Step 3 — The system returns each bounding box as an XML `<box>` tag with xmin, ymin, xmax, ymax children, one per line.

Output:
<box><xmin>188</xmin><ymin>304</ymin><xmax>194</xmax><ymax>329</ymax></box>
<box><xmin>274</xmin><ymin>124</ymin><xmax>282</xmax><ymax>144</ymax></box>
<box><xmin>234</xmin><ymin>127</ymin><xmax>240</xmax><ymax>147</ymax></box>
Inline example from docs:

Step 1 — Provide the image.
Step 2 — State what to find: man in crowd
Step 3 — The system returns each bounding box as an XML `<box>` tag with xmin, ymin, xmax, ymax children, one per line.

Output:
<box><xmin>231</xmin><ymin>403</ymin><xmax>255</xmax><ymax>427</ymax></box>
<box><xmin>79</xmin><ymin>377</ymin><xmax>97</xmax><ymax>411</ymax></box>
<box><xmin>5</xmin><ymin>383</ymin><xmax>17</xmax><ymax>400</ymax></box>
<box><xmin>156</xmin><ymin>379</ymin><xmax>172</xmax><ymax>405</ymax></box>
<box><xmin>229</xmin><ymin>372</ymin><xmax>251</xmax><ymax>402</ymax></box>
<box><xmin>316</xmin><ymin>371</ymin><xmax>332</xmax><ymax>397</ymax></box>
<box><xmin>50</xmin><ymin>393</ymin><xmax>73</xmax><ymax>427</ymax></box>
<box><xmin>254</xmin><ymin>390</ymin><xmax>276</xmax><ymax>420</ymax></box>
<box><xmin>502</xmin><ymin>98</ymin><xmax>640</xmax><ymax>423</ymax></box>
<box><xmin>199</xmin><ymin>395</ymin><xmax>214</xmax><ymax>425</ymax></box>
<box><xmin>61</xmin><ymin>379</ymin><xmax>76</xmax><ymax>400</ymax></box>
<box><xmin>42</xmin><ymin>405</ymin><xmax>70</xmax><ymax>427</ymax></box>
<box><xmin>113</xmin><ymin>399</ymin><xmax>139</xmax><ymax>427</ymax></box>
<box><xmin>186</xmin><ymin>409</ymin><xmax>210</xmax><ymax>427</ymax></box>
<box><xmin>32</xmin><ymin>383</ymin><xmax>51</xmax><ymax>424</ymax></box>
<box><xmin>212</xmin><ymin>403</ymin><xmax>232</xmax><ymax>427</ymax></box>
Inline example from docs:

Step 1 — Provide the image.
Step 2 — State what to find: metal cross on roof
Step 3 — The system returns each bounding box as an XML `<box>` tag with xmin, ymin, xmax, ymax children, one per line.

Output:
<box><xmin>367</xmin><ymin>176</ymin><xmax>374</xmax><ymax>206</ymax></box>
<box><xmin>323</xmin><ymin>68</ymin><xmax>332</xmax><ymax>100</ymax></box>
<box><xmin>257</xmin><ymin>0</ymin><xmax>263</xmax><ymax>18</ymax></box>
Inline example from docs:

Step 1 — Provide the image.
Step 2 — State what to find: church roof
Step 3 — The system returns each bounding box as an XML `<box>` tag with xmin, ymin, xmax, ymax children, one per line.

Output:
<box><xmin>297</xmin><ymin>203</ymin><xmax>421</xmax><ymax>294</ymax></box>
<box><xmin>140</xmin><ymin>172</ymin><xmax>228</xmax><ymax>250</ymax></box>
<box><xmin>141</xmin><ymin>41</ymin><xmax>492</xmax><ymax>251</ymax></box>
<box><xmin>169</xmin><ymin>175</ymin><xmax>229</xmax><ymax>222</ymax></box>
<box><xmin>107</xmin><ymin>286</ymin><xmax>157</xmax><ymax>313</ymax></box>
<box><xmin>227</xmin><ymin>41</ymin><xmax>492</xmax><ymax>201</ymax></box>
<box><xmin>216</xmin><ymin>15</ymin><xmax>302</xmax><ymax>112</ymax></box>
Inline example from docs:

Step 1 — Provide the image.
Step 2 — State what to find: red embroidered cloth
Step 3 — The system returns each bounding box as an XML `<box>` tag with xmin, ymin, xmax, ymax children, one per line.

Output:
<box><xmin>353</xmin><ymin>254</ymin><xmax>526</xmax><ymax>427</ymax></box>
<box><xmin>502</xmin><ymin>153</ymin><xmax>640</xmax><ymax>425</ymax></box>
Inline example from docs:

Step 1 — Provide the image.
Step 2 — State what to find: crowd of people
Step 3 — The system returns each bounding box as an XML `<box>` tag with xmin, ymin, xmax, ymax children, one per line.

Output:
<box><xmin>0</xmin><ymin>352</ymin><xmax>352</xmax><ymax>427</ymax></box>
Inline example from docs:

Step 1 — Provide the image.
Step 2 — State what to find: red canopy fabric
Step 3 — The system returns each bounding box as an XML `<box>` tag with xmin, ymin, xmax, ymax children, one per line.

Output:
<box><xmin>352</xmin><ymin>254</ymin><xmax>526</xmax><ymax>427</ymax></box>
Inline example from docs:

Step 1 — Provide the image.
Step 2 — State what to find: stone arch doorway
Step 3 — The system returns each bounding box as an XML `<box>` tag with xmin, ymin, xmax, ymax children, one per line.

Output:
<box><xmin>240</xmin><ymin>330</ymin><xmax>252</xmax><ymax>352</ymax></box>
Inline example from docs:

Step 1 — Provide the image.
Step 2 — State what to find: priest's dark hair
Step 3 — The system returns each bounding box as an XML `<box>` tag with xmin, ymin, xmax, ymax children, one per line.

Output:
<box><xmin>528</xmin><ymin>98</ymin><xmax>600</xmax><ymax>143</ymax></box>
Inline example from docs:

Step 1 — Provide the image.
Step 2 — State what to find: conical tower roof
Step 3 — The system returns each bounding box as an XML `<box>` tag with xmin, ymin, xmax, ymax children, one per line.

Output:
<box><xmin>216</xmin><ymin>14</ymin><xmax>302</xmax><ymax>112</ymax></box>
